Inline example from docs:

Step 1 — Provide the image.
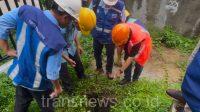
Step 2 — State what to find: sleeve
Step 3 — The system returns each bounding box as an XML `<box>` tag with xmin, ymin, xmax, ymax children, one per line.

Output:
<box><xmin>63</xmin><ymin>48</ymin><xmax>69</xmax><ymax>57</ymax></box>
<box><xmin>121</xmin><ymin>6</ymin><xmax>126</xmax><ymax>22</ymax></box>
<box><xmin>46</xmin><ymin>50</ymin><xmax>62</xmax><ymax>80</ymax></box>
<box><xmin>89</xmin><ymin>0</ymin><xmax>95</xmax><ymax>9</ymax></box>
<box><xmin>130</xmin><ymin>42</ymin><xmax>142</xmax><ymax>57</ymax></box>
<box><xmin>0</xmin><ymin>8</ymin><xmax>19</xmax><ymax>40</ymax></box>
<box><xmin>74</xmin><ymin>29</ymin><xmax>79</xmax><ymax>40</ymax></box>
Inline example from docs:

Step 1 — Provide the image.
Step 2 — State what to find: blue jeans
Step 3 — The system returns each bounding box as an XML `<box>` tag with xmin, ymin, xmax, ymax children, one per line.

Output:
<box><xmin>93</xmin><ymin>38</ymin><xmax>115</xmax><ymax>73</ymax></box>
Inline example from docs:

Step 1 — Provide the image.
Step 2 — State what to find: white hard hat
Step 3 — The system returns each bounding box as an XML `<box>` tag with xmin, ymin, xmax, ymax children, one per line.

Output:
<box><xmin>103</xmin><ymin>0</ymin><xmax>118</xmax><ymax>6</ymax></box>
<box><xmin>54</xmin><ymin>0</ymin><xmax>82</xmax><ymax>20</ymax></box>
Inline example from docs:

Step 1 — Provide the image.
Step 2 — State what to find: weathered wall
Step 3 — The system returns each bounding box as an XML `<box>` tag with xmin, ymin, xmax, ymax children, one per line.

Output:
<box><xmin>1</xmin><ymin>0</ymin><xmax>200</xmax><ymax>37</ymax></box>
<box><xmin>125</xmin><ymin>0</ymin><xmax>200</xmax><ymax>37</ymax></box>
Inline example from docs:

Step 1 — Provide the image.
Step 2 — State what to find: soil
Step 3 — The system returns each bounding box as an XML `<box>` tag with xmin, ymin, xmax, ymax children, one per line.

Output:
<box><xmin>90</xmin><ymin>46</ymin><xmax>189</xmax><ymax>83</ymax></box>
<box><xmin>142</xmin><ymin>47</ymin><xmax>188</xmax><ymax>83</ymax></box>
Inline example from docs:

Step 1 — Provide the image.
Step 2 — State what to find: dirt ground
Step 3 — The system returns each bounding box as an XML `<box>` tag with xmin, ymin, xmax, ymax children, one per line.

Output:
<box><xmin>142</xmin><ymin>47</ymin><xmax>188</xmax><ymax>83</ymax></box>
<box><xmin>90</xmin><ymin>46</ymin><xmax>189</xmax><ymax>83</ymax></box>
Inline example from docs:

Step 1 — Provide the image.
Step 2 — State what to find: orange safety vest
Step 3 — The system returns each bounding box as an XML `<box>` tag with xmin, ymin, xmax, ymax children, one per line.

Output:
<box><xmin>126</xmin><ymin>23</ymin><xmax>152</xmax><ymax>66</ymax></box>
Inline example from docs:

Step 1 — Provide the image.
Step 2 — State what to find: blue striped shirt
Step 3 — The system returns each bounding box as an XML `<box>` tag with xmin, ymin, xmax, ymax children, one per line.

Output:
<box><xmin>0</xmin><ymin>8</ymin><xmax>62</xmax><ymax>82</ymax></box>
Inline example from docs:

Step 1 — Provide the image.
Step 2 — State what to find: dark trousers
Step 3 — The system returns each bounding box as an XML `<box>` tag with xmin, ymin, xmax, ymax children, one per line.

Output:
<box><xmin>60</xmin><ymin>51</ymin><xmax>85</xmax><ymax>92</ymax></box>
<box><xmin>69</xmin><ymin>51</ymin><xmax>85</xmax><ymax>79</ymax></box>
<box><xmin>124</xmin><ymin>54</ymin><xmax>143</xmax><ymax>81</ymax></box>
<box><xmin>14</xmin><ymin>86</ymin><xmax>54</xmax><ymax>112</ymax></box>
<box><xmin>59</xmin><ymin>62</ymin><xmax>74</xmax><ymax>92</ymax></box>
<box><xmin>93</xmin><ymin>38</ymin><xmax>115</xmax><ymax>73</ymax></box>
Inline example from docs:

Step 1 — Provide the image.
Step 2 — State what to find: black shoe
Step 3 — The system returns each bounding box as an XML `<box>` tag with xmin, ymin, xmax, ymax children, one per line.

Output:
<box><xmin>119</xmin><ymin>79</ymin><xmax>131</xmax><ymax>85</ymax></box>
<box><xmin>166</xmin><ymin>89</ymin><xmax>186</xmax><ymax>104</ymax></box>
<box><xmin>80</xmin><ymin>74</ymin><xmax>94</xmax><ymax>79</ymax></box>
<box><xmin>132</xmin><ymin>78</ymin><xmax>138</xmax><ymax>82</ymax></box>
<box><xmin>106</xmin><ymin>72</ymin><xmax>114</xmax><ymax>80</ymax></box>
<box><xmin>79</xmin><ymin>74</ymin><xmax>88</xmax><ymax>79</ymax></box>
<box><xmin>95</xmin><ymin>68</ymin><xmax>104</xmax><ymax>74</ymax></box>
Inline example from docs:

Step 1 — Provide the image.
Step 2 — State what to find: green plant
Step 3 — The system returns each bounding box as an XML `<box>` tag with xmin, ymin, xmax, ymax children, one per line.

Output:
<box><xmin>159</xmin><ymin>26</ymin><xmax>197</xmax><ymax>54</ymax></box>
<box><xmin>40</xmin><ymin>0</ymin><xmax>47</xmax><ymax>3</ymax></box>
<box><xmin>111</xmin><ymin>79</ymin><xmax>171</xmax><ymax>112</ymax></box>
<box><xmin>0</xmin><ymin>74</ymin><xmax>15</xmax><ymax>112</ymax></box>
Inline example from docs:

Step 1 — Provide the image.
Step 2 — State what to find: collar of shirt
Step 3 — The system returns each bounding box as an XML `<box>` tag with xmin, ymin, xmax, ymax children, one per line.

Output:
<box><xmin>100</xmin><ymin>0</ymin><xmax>111</xmax><ymax>14</ymax></box>
<box><xmin>43</xmin><ymin>10</ymin><xmax>60</xmax><ymax>29</ymax></box>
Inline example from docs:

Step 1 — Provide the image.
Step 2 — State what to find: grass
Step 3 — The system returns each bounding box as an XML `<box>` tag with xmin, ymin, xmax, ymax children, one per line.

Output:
<box><xmin>0</xmin><ymin>73</ymin><xmax>174</xmax><ymax>112</ymax></box>
<box><xmin>0</xmin><ymin>26</ymin><xmax>197</xmax><ymax>111</ymax></box>
<box><xmin>0</xmin><ymin>72</ymin><xmax>178</xmax><ymax>112</ymax></box>
<box><xmin>0</xmin><ymin>74</ymin><xmax>15</xmax><ymax>112</ymax></box>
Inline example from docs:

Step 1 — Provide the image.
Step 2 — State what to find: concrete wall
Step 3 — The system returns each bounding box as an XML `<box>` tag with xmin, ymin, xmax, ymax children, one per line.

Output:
<box><xmin>1</xmin><ymin>0</ymin><xmax>200</xmax><ymax>37</ymax></box>
<box><xmin>125</xmin><ymin>0</ymin><xmax>200</xmax><ymax>37</ymax></box>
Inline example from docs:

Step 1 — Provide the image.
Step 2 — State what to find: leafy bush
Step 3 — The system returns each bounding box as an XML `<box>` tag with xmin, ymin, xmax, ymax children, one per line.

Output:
<box><xmin>150</xmin><ymin>26</ymin><xmax>198</xmax><ymax>54</ymax></box>
<box><xmin>0</xmin><ymin>74</ymin><xmax>15</xmax><ymax>112</ymax></box>
<box><xmin>160</xmin><ymin>26</ymin><xmax>197</xmax><ymax>53</ymax></box>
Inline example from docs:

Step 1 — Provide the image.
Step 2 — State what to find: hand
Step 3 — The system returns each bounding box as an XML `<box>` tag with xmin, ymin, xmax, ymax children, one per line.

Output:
<box><xmin>67</xmin><ymin>58</ymin><xmax>76</xmax><ymax>67</ymax></box>
<box><xmin>6</xmin><ymin>49</ymin><xmax>17</xmax><ymax>57</ymax></box>
<box><xmin>77</xmin><ymin>46</ymin><xmax>84</xmax><ymax>56</ymax></box>
<box><xmin>50</xmin><ymin>84</ymin><xmax>63</xmax><ymax>99</ymax></box>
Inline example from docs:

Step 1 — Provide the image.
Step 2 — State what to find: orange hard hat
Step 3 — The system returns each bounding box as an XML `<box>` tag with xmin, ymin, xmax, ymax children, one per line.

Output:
<box><xmin>112</xmin><ymin>23</ymin><xmax>130</xmax><ymax>46</ymax></box>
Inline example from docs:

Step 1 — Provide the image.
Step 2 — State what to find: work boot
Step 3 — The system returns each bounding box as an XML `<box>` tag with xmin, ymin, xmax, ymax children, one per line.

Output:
<box><xmin>80</xmin><ymin>74</ymin><xmax>94</xmax><ymax>79</ymax></box>
<box><xmin>106</xmin><ymin>72</ymin><xmax>114</xmax><ymax>80</ymax></box>
<box><xmin>132</xmin><ymin>78</ymin><xmax>139</xmax><ymax>83</ymax></box>
<box><xmin>166</xmin><ymin>89</ymin><xmax>186</xmax><ymax>104</ymax></box>
<box><xmin>95</xmin><ymin>68</ymin><xmax>104</xmax><ymax>74</ymax></box>
<box><xmin>119</xmin><ymin>79</ymin><xmax>131</xmax><ymax>85</ymax></box>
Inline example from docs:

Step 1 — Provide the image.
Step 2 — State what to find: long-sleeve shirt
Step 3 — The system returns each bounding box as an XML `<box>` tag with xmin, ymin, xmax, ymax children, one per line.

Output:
<box><xmin>0</xmin><ymin>8</ymin><xmax>62</xmax><ymax>81</ymax></box>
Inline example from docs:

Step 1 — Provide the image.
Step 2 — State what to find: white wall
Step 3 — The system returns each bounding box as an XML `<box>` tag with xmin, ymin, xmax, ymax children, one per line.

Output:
<box><xmin>0</xmin><ymin>0</ymin><xmax>41</xmax><ymax>14</ymax></box>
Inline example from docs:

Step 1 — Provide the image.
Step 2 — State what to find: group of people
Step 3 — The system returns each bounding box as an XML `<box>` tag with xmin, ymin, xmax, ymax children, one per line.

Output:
<box><xmin>89</xmin><ymin>0</ymin><xmax>152</xmax><ymax>85</ymax></box>
<box><xmin>0</xmin><ymin>0</ymin><xmax>153</xmax><ymax>111</ymax></box>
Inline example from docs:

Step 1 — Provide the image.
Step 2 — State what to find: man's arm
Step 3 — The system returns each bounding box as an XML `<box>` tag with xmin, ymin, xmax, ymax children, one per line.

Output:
<box><xmin>62</xmin><ymin>50</ymin><xmax>76</xmax><ymax>67</ymax></box>
<box><xmin>115</xmin><ymin>42</ymin><xmax>141</xmax><ymax>77</ymax></box>
<box><xmin>46</xmin><ymin>50</ymin><xmax>63</xmax><ymax>98</ymax></box>
<box><xmin>0</xmin><ymin>40</ymin><xmax>17</xmax><ymax>57</ymax></box>
<box><xmin>0</xmin><ymin>40</ymin><xmax>9</xmax><ymax>53</ymax></box>
<box><xmin>0</xmin><ymin>8</ymin><xmax>19</xmax><ymax>57</ymax></box>
<box><xmin>121</xmin><ymin>6</ymin><xmax>126</xmax><ymax>22</ymax></box>
<box><xmin>89</xmin><ymin>0</ymin><xmax>95</xmax><ymax>9</ymax></box>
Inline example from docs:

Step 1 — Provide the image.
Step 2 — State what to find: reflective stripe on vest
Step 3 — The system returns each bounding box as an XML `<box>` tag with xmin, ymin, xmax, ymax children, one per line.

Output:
<box><xmin>95</xmin><ymin>0</ymin><xmax>124</xmax><ymax>33</ymax></box>
<box><xmin>95</xmin><ymin>26</ymin><xmax>111</xmax><ymax>33</ymax></box>
<box><xmin>7</xmin><ymin>20</ymin><xmax>53</xmax><ymax>90</ymax></box>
